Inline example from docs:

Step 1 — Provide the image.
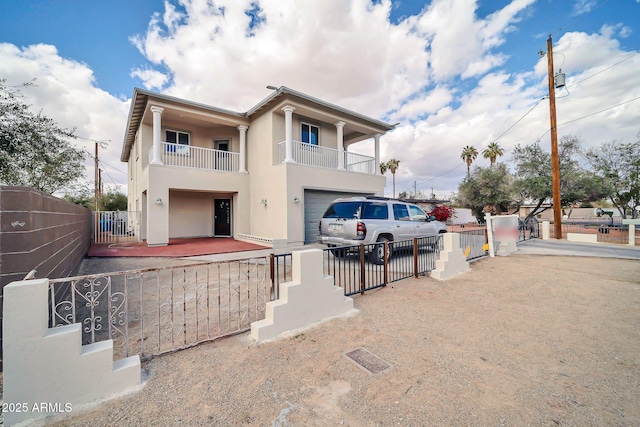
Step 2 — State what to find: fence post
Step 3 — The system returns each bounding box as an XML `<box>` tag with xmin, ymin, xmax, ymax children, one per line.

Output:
<box><xmin>269</xmin><ymin>253</ymin><xmax>275</xmax><ymax>299</ymax></box>
<box><xmin>383</xmin><ymin>242</ymin><xmax>389</xmax><ymax>286</ymax></box>
<box><xmin>359</xmin><ymin>244</ymin><xmax>366</xmax><ymax>295</ymax></box>
<box><xmin>413</xmin><ymin>238</ymin><xmax>419</xmax><ymax>278</ymax></box>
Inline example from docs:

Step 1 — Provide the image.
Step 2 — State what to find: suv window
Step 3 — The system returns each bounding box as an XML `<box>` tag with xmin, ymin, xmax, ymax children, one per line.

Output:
<box><xmin>409</xmin><ymin>205</ymin><xmax>427</xmax><ymax>221</ymax></box>
<box><xmin>362</xmin><ymin>202</ymin><xmax>388</xmax><ymax>220</ymax></box>
<box><xmin>393</xmin><ymin>204</ymin><xmax>410</xmax><ymax>221</ymax></box>
<box><xmin>323</xmin><ymin>202</ymin><xmax>361</xmax><ymax>219</ymax></box>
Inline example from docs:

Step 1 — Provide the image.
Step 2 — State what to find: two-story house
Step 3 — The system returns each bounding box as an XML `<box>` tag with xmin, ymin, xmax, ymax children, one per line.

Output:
<box><xmin>121</xmin><ymin>86</ymin><xmax>394</xmax><ymax>248</ymax></box>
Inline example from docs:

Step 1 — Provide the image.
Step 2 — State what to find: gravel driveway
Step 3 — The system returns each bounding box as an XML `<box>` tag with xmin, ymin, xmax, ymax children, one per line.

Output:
<box><xmin>50</xmin><ymin>253</ymin><xmax>640</xmax><ymax>426</ymax></box>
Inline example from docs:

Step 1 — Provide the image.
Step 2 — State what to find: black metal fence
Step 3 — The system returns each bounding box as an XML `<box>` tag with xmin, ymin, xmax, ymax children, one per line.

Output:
<box><xmin>272</xmin><ymin>235</ymin><xmax>449</xmax><ymax>297</ymax></box>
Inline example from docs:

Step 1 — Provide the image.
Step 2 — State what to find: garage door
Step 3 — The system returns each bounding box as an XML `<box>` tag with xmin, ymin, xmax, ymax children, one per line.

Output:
<box><xmin>304</xmin><ymin>190</ymin><xmax>372</xmax><ymax>243</ymax></box>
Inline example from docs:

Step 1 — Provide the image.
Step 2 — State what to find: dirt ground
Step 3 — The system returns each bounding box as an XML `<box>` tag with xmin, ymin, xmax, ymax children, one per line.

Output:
<box><xmin>45</xmin><ymin>254</ymin><xmax>640</xmax><ymax>426</ymax></box>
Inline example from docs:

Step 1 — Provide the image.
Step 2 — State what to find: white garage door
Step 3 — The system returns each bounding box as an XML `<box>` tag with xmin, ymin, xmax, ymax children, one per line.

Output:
<box><xmin>304</xmin><ymin>190</ymin><xmax>372</xmax><ymax>243</ymax></box>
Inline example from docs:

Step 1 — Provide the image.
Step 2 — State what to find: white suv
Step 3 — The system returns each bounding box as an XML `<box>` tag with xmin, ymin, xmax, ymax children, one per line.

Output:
<box><xmin>317</xmin><ymin>196</ymin><xmax>447</xmax><ymax>264</ymax></box>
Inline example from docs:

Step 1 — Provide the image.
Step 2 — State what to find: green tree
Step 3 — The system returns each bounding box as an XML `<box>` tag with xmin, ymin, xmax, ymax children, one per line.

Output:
<box><xmin>63</xmin><ymin>184</ymin><xmax>94</xmax><ymax>209</ymax></box>
<box><xmin>586</xmin><ymin>136</ymin><xmax>640</xmax><ymax>219</ymax></box>
<box><xmin>460</xmin><ymin>145</ymin><xmax>479</xmax><ymax>177</ymax></box>
<box><xmin>511</xmin><ymin>136</ymin><xmax>608</xmax><ymax>221</ymax></box>
<box><xmin>482</xmin><ymin>142</ymin><xmax>504</xmax><ymax>166</ymax></box>
<box><xmin>457</xmin><ymin>163</ymin><xmax>513</xmax><ymax>222</ymax></box>
<box><xmin>100</xmin><ymin>188</ymin><xmax>128</xmax><ymax>211</ymax></box>
<box><xmin>0</xmin><ymin>79</ymin><xmax>87</xmax><ymax>193</ymax></box>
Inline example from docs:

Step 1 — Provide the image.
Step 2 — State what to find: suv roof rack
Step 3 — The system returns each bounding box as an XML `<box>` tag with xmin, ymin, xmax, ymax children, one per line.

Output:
<box><xmin>364</xmin><ymin>195</ymin><xmax>393</xmax><ymax>201</ymax></box>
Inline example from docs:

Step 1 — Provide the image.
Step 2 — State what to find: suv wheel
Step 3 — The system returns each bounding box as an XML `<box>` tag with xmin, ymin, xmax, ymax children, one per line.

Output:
<box><xmin>371</xmin><ymin>236</ymin><xmax>392</xmax><ymax>265</ymax></box>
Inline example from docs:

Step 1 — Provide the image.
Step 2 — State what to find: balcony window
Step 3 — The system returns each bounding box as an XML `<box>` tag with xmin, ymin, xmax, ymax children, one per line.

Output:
<box><xmin>166</xmin><ymin>130</ymin><xmax>190</xmax><ymax>154</ymax></box>
<box><xmin>301</xmin><ymin>123</ymin><xmax>319</xmax><ymax>145</ymax></box>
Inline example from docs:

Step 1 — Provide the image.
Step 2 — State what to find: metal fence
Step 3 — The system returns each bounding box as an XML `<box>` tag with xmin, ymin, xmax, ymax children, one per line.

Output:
<box><xmin>458</xmin><ymin>228</ymin><xmax>488</xmax><ymax>261</ymax></box>
<box><xmin>273</xmin><ymin>235</ymin><xmax>445</xmax><ymax>297</ymax></box>
<box><xmin>48</xmin><ymin>257</ymin><xmax>272</xmax><ymax>361</ymax></box>
<box><xmin>92</xmin><ymin>211</ymin><xmax>141</xmax><ymax>244</ymax></box>
<box><xmin>548</xmin><ymin>220</ymin><xmax>632</xmax><ymax>244</ymax></box>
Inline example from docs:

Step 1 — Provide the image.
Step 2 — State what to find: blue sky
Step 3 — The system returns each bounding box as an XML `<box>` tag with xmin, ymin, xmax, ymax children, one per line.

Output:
<box><xmin>1</xmin><ymin>0</ymin><xmax>639</xmax><ymax>197</ymax></box>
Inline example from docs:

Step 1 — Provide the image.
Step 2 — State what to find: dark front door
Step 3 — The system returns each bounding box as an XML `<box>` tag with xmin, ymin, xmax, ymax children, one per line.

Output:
<box><xmin>214</xmin><ymin>199</ymin><xmax>231</xmax><ymax>236</ymax></box>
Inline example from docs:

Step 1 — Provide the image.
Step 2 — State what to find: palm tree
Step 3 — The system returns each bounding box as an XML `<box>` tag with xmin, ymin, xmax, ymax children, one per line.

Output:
<box><xmin>380</xmin><ymin>162</ymin><xmax>388</xmax><ymax>175</ymax></box>
<box><xmin>385</xmin><ymin>158</ymin><xmax>401</xmax><ymax>198</ymax></box>
<box><xmin>460</xmin><ymin>145</ymin><xmax>479</xmax><ymax>177</ymax></box>
<box><xmin>482</xmin><ymin>142</ymin><xmax>504</xmax><ymax>166</ymax></box>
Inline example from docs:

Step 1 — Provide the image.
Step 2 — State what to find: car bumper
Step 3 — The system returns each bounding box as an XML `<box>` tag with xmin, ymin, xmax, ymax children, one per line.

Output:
<box><xmin>317</xmin><ymin>235</ymin><xmax>364</xmax><ymax>247</ymax></box>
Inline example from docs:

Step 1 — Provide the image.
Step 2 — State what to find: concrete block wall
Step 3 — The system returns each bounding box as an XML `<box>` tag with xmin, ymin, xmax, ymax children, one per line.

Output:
<box><xmin>3</xmin><ymin>278</ymin><xmax>141</xmax><ymax>426</ymax></box>
<box><xmin>0</xmin><ymin>186</ymin><xmax>91</xmax><ymax>287</ymax></box>
<box><xmin>250</xmin><ymin>249</ymin><xmax>354</xmax><ymax>342</ymax></box>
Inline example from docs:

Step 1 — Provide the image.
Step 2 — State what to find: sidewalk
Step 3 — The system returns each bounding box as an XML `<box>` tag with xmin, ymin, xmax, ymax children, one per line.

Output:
<box><xmin>516</xmin><ymin>238</ymin><xmax>640</xmax><ymax>259</ymax></box>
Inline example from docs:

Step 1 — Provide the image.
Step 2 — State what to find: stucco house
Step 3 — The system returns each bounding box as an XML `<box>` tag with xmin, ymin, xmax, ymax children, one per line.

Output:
<box><xmin>121</xmin><ymin>86</ymin><xmax>395</xmax><ymax>248</ymax></box>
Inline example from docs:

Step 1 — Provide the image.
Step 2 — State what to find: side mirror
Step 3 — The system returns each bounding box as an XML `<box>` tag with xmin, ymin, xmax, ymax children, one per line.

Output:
<box><xmin>429</xmin><ymin>215</ymin><xmax>436</xmax><ymax>221</ymax></box>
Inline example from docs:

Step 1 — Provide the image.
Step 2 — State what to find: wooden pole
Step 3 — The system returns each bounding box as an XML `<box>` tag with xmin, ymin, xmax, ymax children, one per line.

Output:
<box><xmin>546</xmin><ymin>34</ymin><xmax>562</xmax><ymax>239</ymax></box>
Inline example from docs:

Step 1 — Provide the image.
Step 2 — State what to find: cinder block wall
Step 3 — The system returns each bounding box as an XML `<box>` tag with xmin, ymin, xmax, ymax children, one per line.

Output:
<box><xmin>0</xmin><ymin>186</ymin><xmax>91</xmax><ymax>369</ymax></box>
<box><xmin>0</xmin><ymin>186</ymin><xmax>91</xmax><ymax>285</ymax></box>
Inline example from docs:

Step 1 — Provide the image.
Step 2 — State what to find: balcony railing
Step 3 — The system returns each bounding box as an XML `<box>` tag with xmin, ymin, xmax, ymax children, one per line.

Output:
<box><xmin>149</xmin><ymin>142</ymin><xmax>239</xmax><ymax>172</ymax></box>
<box><xmin>277</xmin><ymin>140</ymin><xmax>376</xmax><ymax>174</ymax></box>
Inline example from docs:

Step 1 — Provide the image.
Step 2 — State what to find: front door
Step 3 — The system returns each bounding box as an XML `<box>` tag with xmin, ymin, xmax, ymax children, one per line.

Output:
<box><xmin>214</xmin><ymin>140</ymin><xmax>230</xmax><ymax>171</ymax></box>
<box><xmin>214</xmin><ymin>199</ymin><xmax>231</xmax><ymax>236</ymax></box>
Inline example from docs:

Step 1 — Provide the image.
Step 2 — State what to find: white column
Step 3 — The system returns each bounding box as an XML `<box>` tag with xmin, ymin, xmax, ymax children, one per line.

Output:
<box><xmin>374</xmin><ymin>134</ymin><xmax>381</xmax><ymax>175</ymax></box>
<box><xmin>335</xmin><ymin>121</ymin><xmax>345</xmax><ymax>170</ymax></box>
<box><xmin>238</xmin><ymin>125</ymin><xmax>248</xmax><ymax>173</ymax></box>
<box><xmin>150</xmin><ymin>106</ymin><xmax>164</xmax><ymax>165</ymax></box>
<box><xmin>283</xmin><ymin>105</ymin><xmax>295</xmax><ymax>163</ymax></box>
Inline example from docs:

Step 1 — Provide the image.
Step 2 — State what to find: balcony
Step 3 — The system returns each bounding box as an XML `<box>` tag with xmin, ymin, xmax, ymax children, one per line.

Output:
<box><xmin>149</xmin><ymin>142</ymin><xmax>240</xmax><ymax>172</ymax></box>
<box><xmin>277</xmin><ymin>140</ymin><xmax>376</xmax><ymax>174</ymax></box>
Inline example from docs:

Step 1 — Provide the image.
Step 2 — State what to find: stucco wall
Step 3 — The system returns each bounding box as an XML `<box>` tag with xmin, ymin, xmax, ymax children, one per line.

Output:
<box><xmin>144</xmin><ymin>165</ymin><xmax>250</xmax><ymax>245</ymax></box>
<box><xmin>168</xmin><ymin>190</ymin><xmax>214</xmax><ymax>238</ymax></box>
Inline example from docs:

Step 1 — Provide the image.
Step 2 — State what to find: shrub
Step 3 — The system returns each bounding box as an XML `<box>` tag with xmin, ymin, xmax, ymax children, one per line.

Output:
<box><xmin>429</xmin><ymin>205</ymin><xmax>456</xmax><ymax>222</ymax></box>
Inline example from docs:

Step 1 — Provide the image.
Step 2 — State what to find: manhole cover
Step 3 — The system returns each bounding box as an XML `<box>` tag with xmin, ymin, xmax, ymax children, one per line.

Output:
<box><xmin>344</xmin><ymin>347</ymin><xmax>390</xmax><ymax>375</ymax></box>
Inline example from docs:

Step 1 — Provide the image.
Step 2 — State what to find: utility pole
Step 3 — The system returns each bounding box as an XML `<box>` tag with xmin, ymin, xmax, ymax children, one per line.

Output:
<box><xmin>98</xmin><ymin>169</ymin><xmax>103</xmax><ymax>200</ymax></box>
<box><xmin>414</xmin><ymin>181</ymin><xmax>417</xmax><ymax>197</ymax></box>
<box><xmin>546</xmin><ymin>34</ymin><xmax>562</xmax><ymax>239</ymax></box>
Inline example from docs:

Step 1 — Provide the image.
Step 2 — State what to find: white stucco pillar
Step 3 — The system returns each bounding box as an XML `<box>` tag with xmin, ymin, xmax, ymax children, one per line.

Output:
<box><xmin>335</xmin><ymin>121</ymin><xmax>345</xmax><ymax>170</ymax></box>
<box><xmin>283</xmin><ymin>105</ymin><xmax>295</xmax><ymax>163</ymax></box>
<box><xmin>374</xmin><ymin>133</ymin><xmax>381</xmax><ymax>175</ymax></box>
<box><xmin>150</xmin><ymin>106</ymin><xmax>164</xmax><ymax>165</ymax></box>
<box><xmin>238</xmin><ymin>125</ymin><xmax>248</xmax><ymax>173</ymax></box>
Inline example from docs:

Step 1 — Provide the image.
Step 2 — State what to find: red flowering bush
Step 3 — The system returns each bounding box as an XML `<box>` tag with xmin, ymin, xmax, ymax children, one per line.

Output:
<box><xmin>428</xmin><ymin>205</ymin><xmax>456</xmax><ymax>222</ymax></box>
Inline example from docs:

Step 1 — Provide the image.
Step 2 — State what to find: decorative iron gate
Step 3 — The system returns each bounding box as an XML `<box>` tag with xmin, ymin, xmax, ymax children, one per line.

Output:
<box><xmin>48</xmin><ymin>257</ymin><xmax>272</xmax><ymax>361</ymax></box>
<box><xmin>518</xmin><ymin>217</ymin><xmax>540</xmax><ymax>241</ymax></box>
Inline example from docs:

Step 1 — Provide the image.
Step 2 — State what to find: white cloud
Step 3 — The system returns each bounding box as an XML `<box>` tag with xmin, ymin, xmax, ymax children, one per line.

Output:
<box><xmin>0</xmin><ymin>43</ymin><xmax>130</xmax><ymax>191</ymax></box>
<box><xmin>2</xmin><ymin>0</ymin><xmax>638</xmax><ymax>201</ymax></box>
<box><xmin>130</xmin><ymin>67</ymin><xmax>170</xmax><ymax>90</ymax></box>
<box><xmin>572</xmin><ymin>0</ymin><xmax>598</xmax><ymax>16</ymax></box>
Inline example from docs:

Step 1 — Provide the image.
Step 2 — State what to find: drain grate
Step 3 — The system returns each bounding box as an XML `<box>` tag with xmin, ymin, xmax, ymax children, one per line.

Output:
<box><xmin>344</xmin><ymin>347</ymin><xmax>390</xmax><ymax>375</ymax></box>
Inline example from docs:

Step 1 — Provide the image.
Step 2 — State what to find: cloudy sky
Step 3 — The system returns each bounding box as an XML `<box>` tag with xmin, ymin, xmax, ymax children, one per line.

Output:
<box><xmin>1</xmin><ymin>0</ymin><xmax>639</xmax><ymax>198</ymax></box>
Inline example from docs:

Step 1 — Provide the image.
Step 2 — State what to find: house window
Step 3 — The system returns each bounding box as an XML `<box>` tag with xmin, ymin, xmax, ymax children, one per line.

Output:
<box><xmin>301</xmin><ymin>123</ymin><xmax>319</xmax><ymax>145</ymax></box>
<box><xmin>165</xmin><ymin>130</ymin><xmax>190</xmax><ymax>154</ymax></box>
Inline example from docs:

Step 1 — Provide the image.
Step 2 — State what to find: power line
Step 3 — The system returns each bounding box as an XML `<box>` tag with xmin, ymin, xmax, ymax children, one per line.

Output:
<box><xmin>534</xmin><ymin>95</ymin><xmax>640</xmax><ymax>142</ymax></box>
<box><xmin>399</xmin><ymin>98</ymin><xmax>545</xmax><ymax>193</ymax></box>
<box><xmin>571</xmin><ymin>55</ymin><xmax>635</xmax><ymax>88</ymax></box>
